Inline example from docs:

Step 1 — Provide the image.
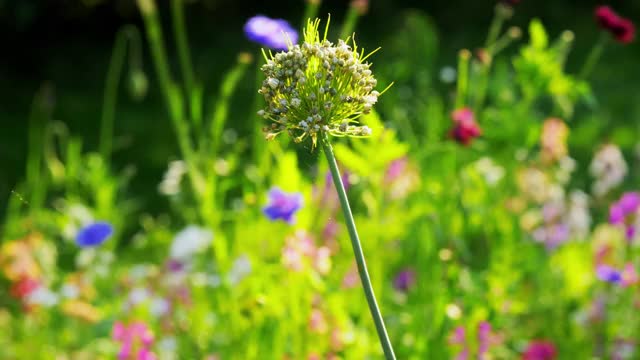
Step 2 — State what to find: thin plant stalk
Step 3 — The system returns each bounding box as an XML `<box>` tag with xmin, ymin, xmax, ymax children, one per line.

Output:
<box><xmin>579</xmin><ymin>33</ymin><xmax>608</xmax><ymax>79</ymax></box>
<box><xmin>137</xmin><ymin>0</ymin><xmax>205</xmax><ymax>195</ymax></box>
<box><xmin>302</xmin><ymin>0</ymin><xmax>322</xmax><ymax>31</ymax></box>
<box><xmin>455</xmin><ymin>49</ymin><xmax>471</xmax><ymax>109</ymax></box>
<box><xmin>171</xmin><ymin>0</ymin><xmax>201</xmax><ymax>126</ymax></box>
<box><xmin>339</xmin><ymin>2</ymin><xmax>363</xmax><ymax>39</ymax></box>
<box><xmin>320</xmin><ymin>131</ymin><xmax>396</xmax><ymax>360</ymax></box>
<box><xmin>99</xmin><ymin>25</ymin><xmax>142</xmax><ymax>163</ymax></box>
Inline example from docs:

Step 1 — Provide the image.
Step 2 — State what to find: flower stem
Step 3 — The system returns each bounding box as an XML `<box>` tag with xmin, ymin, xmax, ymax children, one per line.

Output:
<box><xmin>579</xmin><ymin>32</ymin><xmax>608</xmax><ymax>79</ymax></box>
<box><xmin>100</xmin><ymin>25</ymin><xmax>141</xmax><ymax>164</ymax></box>
<box><xmin>320</xmin><ymin>131</ymin><xmax>396</xmax><ymax>360</ymax></box>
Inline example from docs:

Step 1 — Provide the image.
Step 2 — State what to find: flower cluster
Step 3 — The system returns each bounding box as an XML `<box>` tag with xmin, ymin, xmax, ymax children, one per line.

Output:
<box><xmin>595</xmin><ymin>6</ymin><xmax>635</xmax><ymax>44</ymax></box>
<box><xmin>449</xmin><ymin>321</ymin><xmax>503</xmax><ymax>360</ymax></box>
<box><xmin>258</xmin><ymin>19</ymin><xmax>383</xmax><ymax>147</ymax></box>
<box><xmin>450</xmin><ymin>107</ymin><xmax>482</xmax><ymax>145</ymax></box>
<box><xmin>393</xmin><ymin>267</ymin><xmax>417</xmax><ymax>292</ymax></box>
<box><xmin>590</xmin><ymin>144</ymin><xmax>628</xmax><ymax>197</ymax></box>
<box><xmin>281</xmin><ymin>230</ymin><xmax>332</xmax><ymax>275</ymax></box>
<box><xmin>112</xmin><ymin>321</ymin><xmax>157</xmax><ymax>360</ymax></box>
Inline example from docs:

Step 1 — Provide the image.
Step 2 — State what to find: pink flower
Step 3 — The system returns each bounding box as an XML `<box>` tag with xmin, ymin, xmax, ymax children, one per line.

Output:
<box><xmin>595</xmin><ymin>6</ymin><xmax>635</xmax><ymax>44</ymax></box>
<box><xmin>450</xmin><ymin>108</ymin><xmax>482</xmax><ymax>145</ymax></box>
<box><xmin>522</xmin><ymin>340</ymin><xmax>557</xmax><ymax>360</ymax></box>
<box><xmin>112</xmin><ymin>321</ymin><xmax>156</xmax><ymax>360</ymax></box>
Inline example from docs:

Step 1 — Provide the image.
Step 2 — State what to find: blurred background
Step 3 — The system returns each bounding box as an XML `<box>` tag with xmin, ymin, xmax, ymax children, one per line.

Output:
<box><xmin>1</xmin><ymin>0</ymin><xmax>639</xmax><ymax>214</ymax></box>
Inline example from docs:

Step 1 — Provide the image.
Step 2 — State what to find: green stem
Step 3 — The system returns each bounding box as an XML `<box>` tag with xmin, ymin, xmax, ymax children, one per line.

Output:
<box><xmin>171</xmin><ymin>0</ymin><xmax>200</xmax><ymax>126</ymax></box>
<box><xmin>100</xmin><ymin>25</ymin><xmax>141</xmax><ymax>163</ymax></box>
<box><xmin>320</xmin><ymin>132</ymin><xmax>396</xmax><ymax>360</ymax></box>
<box><xmin>579</xmin><ymin>33</ymin><xmax>607</xmax><ymax>79</ymax></box>
<box><xmin>301</xmin><ymin>0</ymin><xmax>321</xmax><ymax>30</ymax></box>
<box><xmin>137</xmin><ymin>0</ymin><xmax>205</xmax><ymax>195</ymax></box>
<box><xmin>339</xmin><ymin>6</ymin><xmax>361</xmax><ymax>39</ymax></box>
<box><xmin>455</xmin><ymin>49</ymin><xmax>471</xmax><ymax>109</ymax></box>
<box><xmin>485</xmin><ymin>4</ymin><xmax>509</xmax><ymax>48</ymax></box>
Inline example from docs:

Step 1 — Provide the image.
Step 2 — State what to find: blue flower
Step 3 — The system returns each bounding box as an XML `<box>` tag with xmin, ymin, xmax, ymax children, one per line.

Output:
<box><xmin>596</xmin><ymin>264</ymin><xmax>622</xmax><ymax>284</ymax></box>
<box><xmin>263</xmin><ymin>187</ymin><xmax>303</xmax><ymax>224</ymax></box>
<box><xmin>244</xmin><ymin>15</ymin><xmax>298</xmax><ymax>51</ymax></box>
<box><xmin>76</xmin><ymin>221</ymin><xmax>113</xmax><ymax>247</ymax></box>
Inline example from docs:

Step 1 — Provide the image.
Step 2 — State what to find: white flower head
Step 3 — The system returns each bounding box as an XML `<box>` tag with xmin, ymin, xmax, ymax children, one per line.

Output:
<box><xmin>170</xmin><ymin>225</ymin><xmax>214</xmax><ymax>261</ymax></box>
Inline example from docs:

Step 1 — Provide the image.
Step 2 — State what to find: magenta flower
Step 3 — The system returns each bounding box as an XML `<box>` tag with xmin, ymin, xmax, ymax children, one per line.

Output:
<box><xmin>609</xmin><ymin>192</ymin><xmax>640</xmax><ymax>240</ymax></box>
<box><xmin>112</xmin><ymin>321</ymin><xmax>156</xmax><ymax>360</ymax></box>
<box><xmin>596</xmin><ymin>264</ymin><xmax>622</xmax><ymax>284</ymax></box>
<box><xmin>244</xmin><ymin>15</ymin><xmax>298</xmax><ymax>51</ymax></box>
<box><xmin>263</xmin><ymin>187</ymin><xmax>303</xmax><ymax>224</ymax></box>
<box><xmin>393</xmin><ymin>268</ymin><xmax>417</xmax><ymax>292</ymax></box>
<box><xmin>522</xmin><ymin>340</ymin><xmax>557</xmax><ymax>360</ymax></box>
<box><xmin>450</xmin><ymin>107</ymin><xmax>482</xmax><ymax>146</ymax></box>
<box><xmin>595</xmin><ymin>6</ymin><xmax>635</xmax><ymax>44</ymax></box>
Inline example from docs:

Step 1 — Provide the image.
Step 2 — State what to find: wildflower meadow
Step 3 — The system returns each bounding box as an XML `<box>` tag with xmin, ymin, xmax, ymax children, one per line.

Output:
<box><xmin>2</xmin><ymin>0</ymin><xmax>640</xmax><ymax>359</ymax></box>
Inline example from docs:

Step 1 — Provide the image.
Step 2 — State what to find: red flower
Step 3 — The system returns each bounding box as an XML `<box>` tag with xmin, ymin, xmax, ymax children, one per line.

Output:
<box><xmin>522</xmin><ymin>340</ymin><xmax>557</xmax><ymax>360</ymax></box>
<box><xmin>450</xmin><ymin>107</ymin><xmax>482</xmax><ymax>145</ymax></box>
<box><xmin>595</xmin><ymin>6</ymin><xmax>635</xmax><ymax>44</ymax></box>
<box><xmin>9</xmin><ymin>275</ymin><xmax>40</xmax><ymax>300</ymax></box>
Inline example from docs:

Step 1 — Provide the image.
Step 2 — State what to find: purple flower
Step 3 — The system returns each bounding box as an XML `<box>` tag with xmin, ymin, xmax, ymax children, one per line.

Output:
<box><xmin>393</xmin><ymin>268</ymin><xmax>417</xmax><ymax>292</ymax></box>
<box><xmin>263</xmin><ymin>187</ymin><xmax>303</xmax><ymax>224</ymax></box>
<box><xmin>244</xmin><ymin>15</ymin><xmax>298</xmax><ymax>51</ymax></box>
<box><xmin>596</xmin><ymin>264</ymin><xmax>622</xmax><ymax>284</ymax></box>
<box><xmin>76</xmin><ymin>221</ymin><xmax>113</xmax><ymax>247</ymax></box>
<box><xmin>609</xmin><ymin>192</ymin><xmax>640</xmax><ymax>240</ymax></box>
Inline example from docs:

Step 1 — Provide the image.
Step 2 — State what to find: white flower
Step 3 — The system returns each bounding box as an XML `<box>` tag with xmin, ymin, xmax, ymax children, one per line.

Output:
<box><xmin>128</xmin><ymin>287</ymin><xmax>150</xmax><ymax>305</ymax></box>
<box><xmin>474</xmin><ymin>157</ymin><xmax>504</xmax><ymax>186</ymax></box>
<box><xmin>590</xmin><ymin>144</ymin><xmax>627</xmax><ymax>197</ymax></box>
<box><xmin>170</xmin><ymin>225</ymin><xmax>213</xmax><ymax>261</ymax></box>
<box><xmin>150</xmin><ymin>297</ymin><xmax>171</xmax><ymax>317</ymax></box>
<box><xmin>26</xmin><ymin>286</ymin><xmax>59</xmax><ymax>307</ymax></box>
<box><xmin>439</xmin><ymin>66</ymin><xmax>457</xmax><ymax>84</ymax></box>
<box><xmin>159</xmin><ymin>160</ymin><xmax>188</xmax><ymax>196</ymax></box>
<box><xmin>60</xmin><ymin>284</ymin><xmax>80</xmax><ymax>299</ymax></box>
<box><xmin>228</xmin><ymin>255</ymin><xmax>252</xmax><ymax>285</ymax></box>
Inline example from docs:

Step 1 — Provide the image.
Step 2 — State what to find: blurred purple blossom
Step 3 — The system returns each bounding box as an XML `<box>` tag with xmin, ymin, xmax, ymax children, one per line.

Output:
<box><xmin>393</xmin><ymin>268</ymin><xmax>417</xmax><ymax>292</ymax></box>
<box><xmin>609</xmin><ymin>192</ymin><xmax>640</xmax><ymax>240</ymax></box>
<box><xmin>263</xmin><ymin>187</ymin><xmax>303</xmax><ymax>224</ymax></box>
<box><xmin>75</xmin><ymin>221</ymin><xmax>113</xmax><ymax>247</ymax></box>
<box><xmin>596</xmin><ymin>264</ymin><xmax>622</xmax><ymax>284</ymax></box>
<box><xmin>244</xmin><ymin>15</ymin><xmax>298</xmax><ymax>51</ymax></box>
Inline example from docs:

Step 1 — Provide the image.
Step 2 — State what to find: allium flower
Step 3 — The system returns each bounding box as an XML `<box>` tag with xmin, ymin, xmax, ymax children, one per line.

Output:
<box><xmin>450</xmin><ymin>107</ymin><xmax>481</xmax><ymax>145</ymax></box>
<box><xmin>393</xmin><ymin>268</ymin><xmax>416</xmax><ymax>292</ymax></box>
<box><xmin>609</xmin><ymin>192</ymin><xmax>640</xmax><ymax>240</ymax></box>
<box><xmin>169</xmin><ymin>225</ymin><xmax>213</xmax><ymax>261</ymax></box>
<box><xmin>595</xmin><ymin>6</ymin><xmax>635</xmax><ymax>44</ymax></box>
<box><xmin>522</xmin><ymin>340</ymin><xmax>557</xmax><ymax>360</ymax></box>
<box><xmin>112</xmin><ymin>321</ymin><xmax>157</xmax><ymax>360</ymax></box>
<box><xmin>590</xmin><ymin>144</ymin><xmax>628</xmax><ymax>197</ymax></box>
<box><xmin>244</xmin><ymin>15</ymin><xmax>298</xmax><ymax>51</ymax></box>
<box><xmin>75</xmin><ymin>221</ymin><xmax>113</xmax><ymax>247</ymax></box>
<box><xmin>257</xmin><ymin>18</ymin><xmax>385</xmax><ymax>147</ymax></box>
<box><xmin>596</xmin><ymin>264</ymin><xmax>622</xmax><ymax>284</ymax></box>
<box><xmin>263</xmin><ymin>187</ymin><xmax>303</xmax><ymax>224</ymax></box>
